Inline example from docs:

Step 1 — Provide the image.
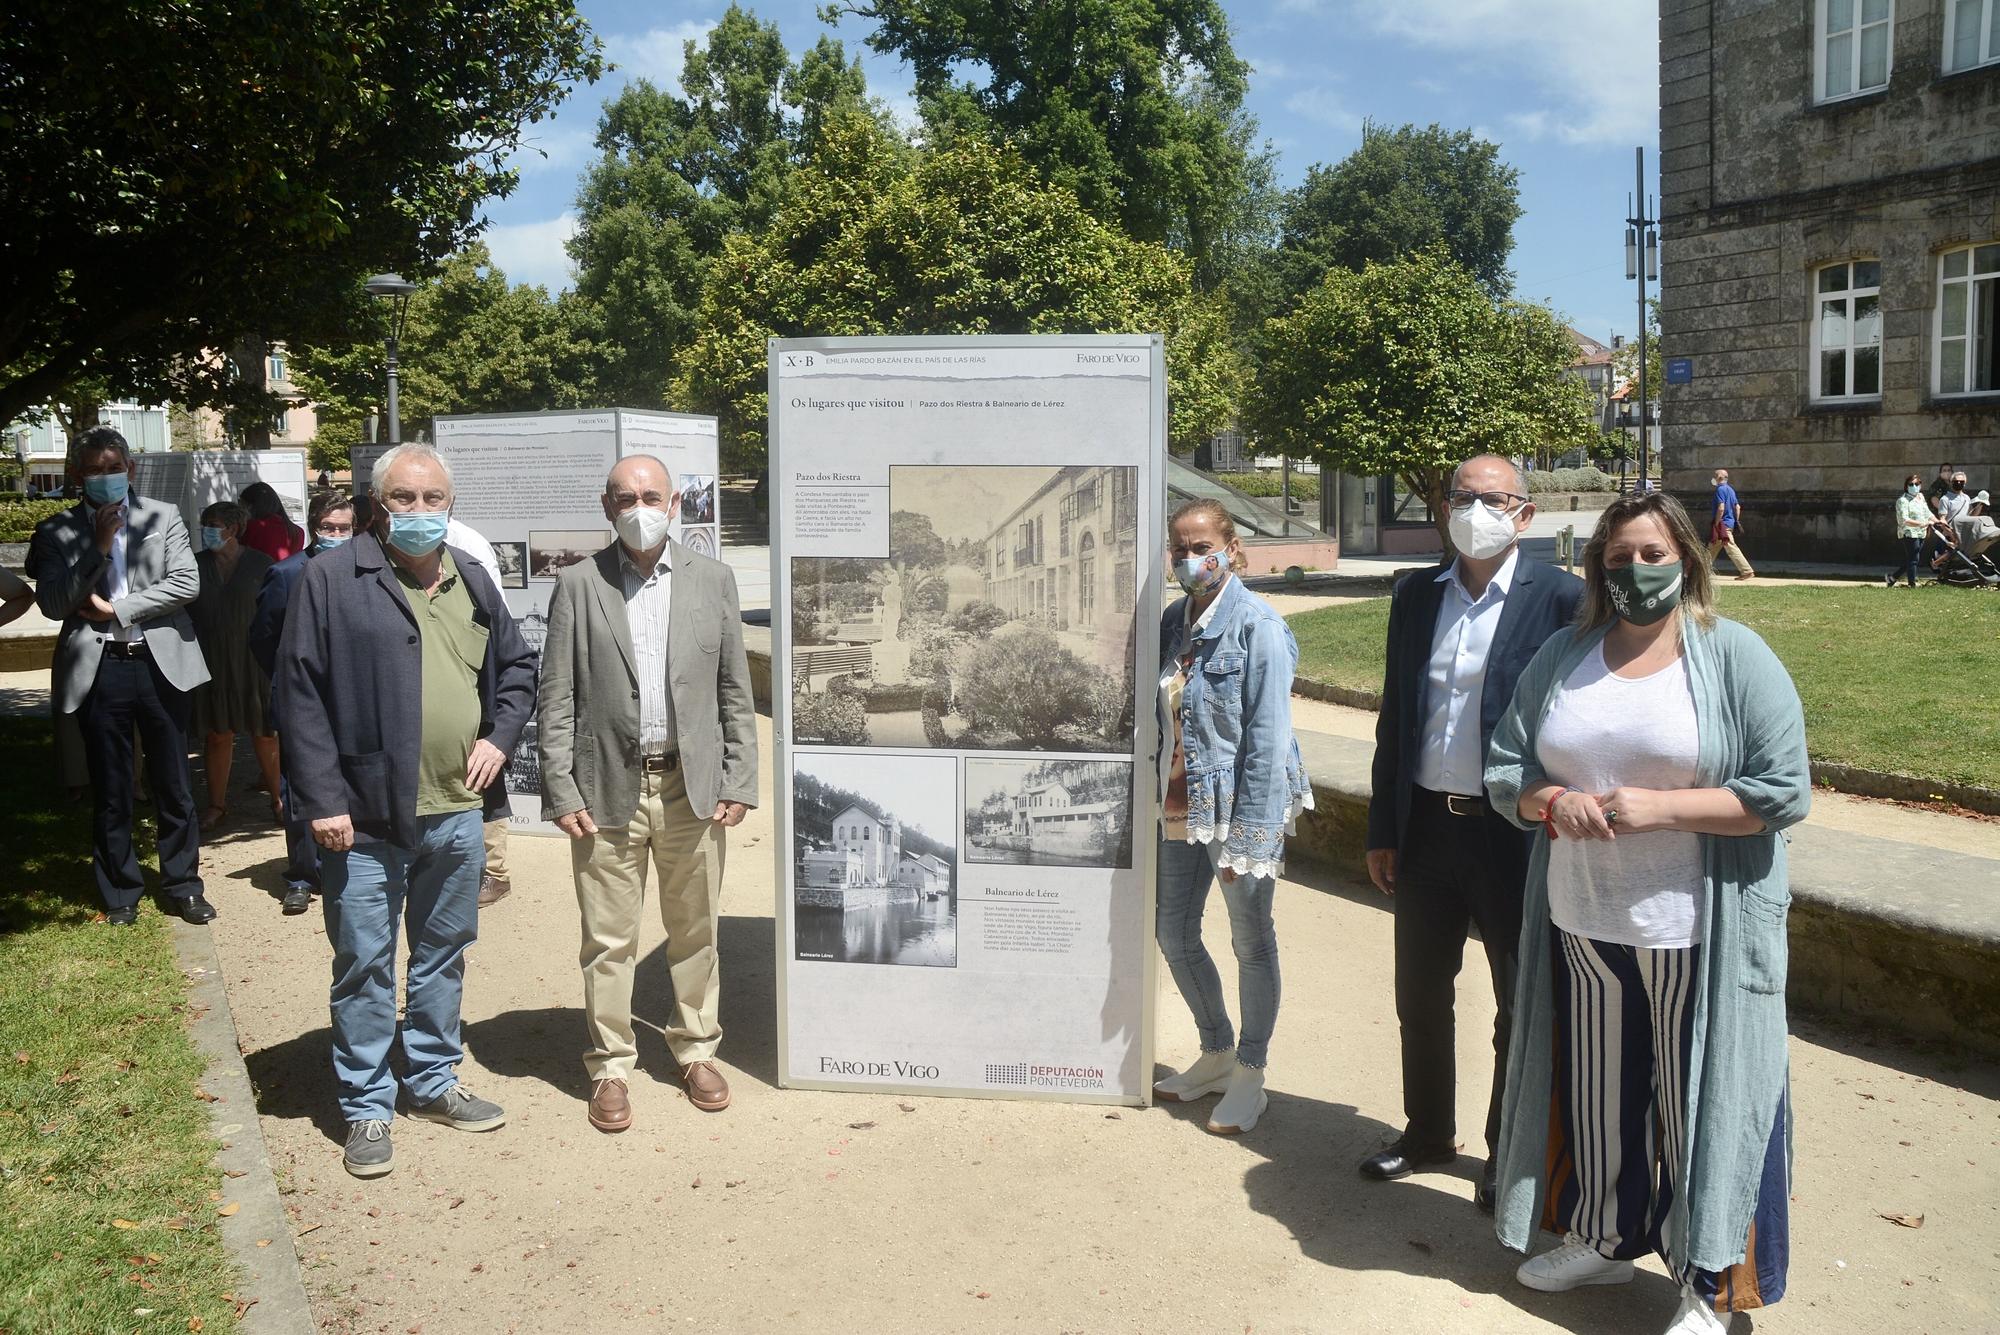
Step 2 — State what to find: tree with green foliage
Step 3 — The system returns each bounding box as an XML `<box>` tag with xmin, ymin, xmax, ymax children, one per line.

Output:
<box><xmin>566</xmin><ymin>5</ymin><xmax>877</xmax><ymax>407</ymax></box>
<box><xmin>289</xmin><ymin>244</ymin><xmax>598</xmax><ymax>446</ymax></box>
<box><xmin>0</xmin><ymin>0</ymin><xmax>601</xmax><ymax>427</ymax></box>
<box><xmin>675</xmin><ymin>113</ymin><xmax>1240</xmax><ymax>466</ymax></box>
<box><xmin>828</xmin><ymin>0</ymin><xmax>1261</xmax><ymax>282</ymax></box>
<box><xmin>1246</xmin><ymin>251</ymin><xmax>1595</xmax><ymax>554</ymax></box>
<box><xmin>1266</xmin><ymin>123</ymin><xmax>1521</xmax><ymax>317</ymax></box>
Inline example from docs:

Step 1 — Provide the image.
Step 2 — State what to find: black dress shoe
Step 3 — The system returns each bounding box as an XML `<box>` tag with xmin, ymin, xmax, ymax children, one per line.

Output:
<box><xmin>106</xmin><ymin>906</ymin><xmax>139</xmax><ymax>926</ymax></box>
<box><xmin>1475</xmin><ymin>1160</ymin><xmax>1498</xmax><ymax>1212</ymax></box>
<box><xmin>175</xmin><ymin>895</ymin><xmax>218</xmax><ymax>925</ymax></box>
<box><xmin>1358</xmin><ymin>1137</ymin><xmax>1458</xmax><ymax>1180</ymax></box>
<box><xmin>280</xmin><ymin>885</ymin><xmax>313</xmax><ymax>915</ymax></box>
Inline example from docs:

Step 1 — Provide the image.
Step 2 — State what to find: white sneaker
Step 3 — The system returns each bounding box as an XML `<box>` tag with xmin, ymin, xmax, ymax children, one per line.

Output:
<box><xmin>1205</xmin><ymin>1065</ymin><xmax>1268</xmax><ymax>1135</ymax></box>
<box><xmin>1515</xmin><ymin>1233</ymin><xmax>1636</xmax><ymax>1292</ymax></box>
<box><xmin>1153</xmin><ymin>1050</ymin><xmax>1236</xmax><ymax>1102</ymax></box>
<box><xmin>1662</xmin><ymin>1286</ymin><xmax>1728</xmax><ymax>1334</ymax></box>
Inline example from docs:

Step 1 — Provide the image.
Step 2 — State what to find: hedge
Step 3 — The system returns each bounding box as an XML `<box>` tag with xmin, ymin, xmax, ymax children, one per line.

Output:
<box><xmin>1212</xmin><ymin>471</ymin><xmax>1321</xmax><ymax>502</ymax></box>
<box><xmin>1524</xmin><ymin>466</ymin><xmax>1615</xmax><ymax>494</ymax></box>
<box><xmin>0</xmin><ymin>499</ymin><xmax>71</xmax><ymax>542</ymax></box>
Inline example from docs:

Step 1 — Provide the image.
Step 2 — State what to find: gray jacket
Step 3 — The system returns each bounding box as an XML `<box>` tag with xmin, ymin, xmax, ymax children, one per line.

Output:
<box><xmin>538</xmin><ymin>539</ymin><xmax>758</xmax><ymax>825</ymax></box>
<box><xmin>27</xmin><ymin>496</ymin><xmax>211</xmax><ymax>712</ymax></box>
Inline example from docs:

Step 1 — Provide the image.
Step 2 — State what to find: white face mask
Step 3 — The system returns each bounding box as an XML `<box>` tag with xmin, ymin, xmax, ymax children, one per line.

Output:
<box><xmin>1447</xmin><ymin>501</ymin><xmax>1521</xmax><ymax>560</ymax></box>
<box><xmin>615</xmin><ymin>504</ymin><xmax>673</xmax><ymax>552</ymax></box>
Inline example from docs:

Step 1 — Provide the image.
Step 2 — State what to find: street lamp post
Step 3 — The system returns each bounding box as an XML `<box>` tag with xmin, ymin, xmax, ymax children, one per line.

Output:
<box><xmin>363</xmin><ymin>273</ymin><xmax>418</xmax><ymax>444</ymax></box>
<box><xmin>1624</xmin><ymin>148</ymin><xmax>1660</xmax><ymax>489</ymax></box>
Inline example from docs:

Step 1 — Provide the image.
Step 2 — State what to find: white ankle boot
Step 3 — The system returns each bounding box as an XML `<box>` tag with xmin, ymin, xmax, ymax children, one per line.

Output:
<box><xmin>1662</xmin><ymin>1285</ymin><xmax>1727</xmax><ymax>1334</ymax></box>
<box><xmin>1206</xmin><ymin>1064</ymin><xmax>1267</xmax><ymax>1134</ymax></box>
<box><xmin>1152</xmin><ymin>1049</ymin><xmax>1236</xmax><ymax>1102</ymax></box>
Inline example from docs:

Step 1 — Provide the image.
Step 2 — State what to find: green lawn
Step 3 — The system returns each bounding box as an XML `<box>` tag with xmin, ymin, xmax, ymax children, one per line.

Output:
<box><xmin>0</xmin><ymin>718</ymin><xmax>242</xmax><ymax>1333</ymax></box>
<box><xmin>1287</xmin><ymin>584</ymin><xmax>2000</xmax><ymax>791</ymax></box>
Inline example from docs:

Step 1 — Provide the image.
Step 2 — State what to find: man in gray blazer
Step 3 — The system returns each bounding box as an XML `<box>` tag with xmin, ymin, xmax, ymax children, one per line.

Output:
<box><xmin>27</xmin><ymin>426</ymin><xmax>214</xmax><ymax>924</ymax></box>
<box><xmin>539</xmin><ymin>454</ymin><xmax>759</xmax><ymax>1132</ymax></box>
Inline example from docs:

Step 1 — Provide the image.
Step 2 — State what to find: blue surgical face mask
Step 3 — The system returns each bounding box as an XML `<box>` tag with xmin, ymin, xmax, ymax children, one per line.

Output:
<box><xmin>385</xmin><ymin>511</ymin><xmax>450</xmax><ymax>557</ymax></box>
<box><xmin>200</xmin><ymin>525</ymin><xmax>228</xmax><ymax>549</ymax></box>
<box><xmin>315</xmin><ymin>533</ymin><xmax>350</xmax><ymax>551</ymax></box>
<box><xmin>82</xmin><ymin>472</ymin><xmax>129</xmax><ymax>505</ymax></box>
<box><xmin>1906</xmin><ymin>484</ymin><xmax>1922</xmax><ymax>498</ymax></box>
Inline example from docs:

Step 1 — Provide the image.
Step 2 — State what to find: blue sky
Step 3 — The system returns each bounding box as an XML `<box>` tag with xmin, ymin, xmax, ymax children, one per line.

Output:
<box><xmin>484</xmin><ymin>0</ymin><xmax>1659</xmax><ymax>342</ymax></box>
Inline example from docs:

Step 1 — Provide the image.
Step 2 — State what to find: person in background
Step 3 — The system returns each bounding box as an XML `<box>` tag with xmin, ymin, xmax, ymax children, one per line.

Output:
<box><xmin>276</xmin><ymin>444</ymin><xmax>537</xmax><ymax>1178</ymax></box>
<box><xmin>1954</xmin><ymin>490</ymin><xmax>1999</xmax><ymax>559</ymax></box>
<box><xmin>1485</xmin><ymin>489</ymin><xmax>1806</xmax><ymax>1335</ymax></box>
<box><xmin>1936</xmin><ymin>469</ymin><xmax>1972</xmax><ymax>527</ymax></box>
<box><xmin>27</xmin><ymin>426</ymin><xmax>215</xmax><ymax>925</ymax></box>
<box><xmin>1360</xmin><ymin>454</ymin><xmax>1584</xmax><ymax>1209</ymax></box>
<box><xmin>439</xmin><ymin>514</ymin><xmax>514</xmax><ymax>910</ymax></box>
<box><xmin>1705</xmin><ymin>469</ymin><xmax>1753</xmax><ymax>581</ymax></box>
<box><xmin>239</xmin><ymin>481</ymin><xmax>305</xmax><ymax>562</ymax></box>
<box><xmin>539</xmin><ymin>455</ymin><xmax>758</xmax><ymax>1131</ymax></box>
<box><xmin>1887</xmin><ymin>473</ymin><xmax>1939</xmax><ymax>588</ymax></box>
<box><xmin>250</xmin><ymin>491</ymin><xmax>356</xmax><ymax>914</ymax></box>
<box><xmin>190</xmin><ymin>500</ymin><xmax>281</xmax><ymax>831</ymax></box>
<box><xmin>1151</xmin><ymin>498</ymin><xmax>1312</xmax><ymax>1137</ymax></box>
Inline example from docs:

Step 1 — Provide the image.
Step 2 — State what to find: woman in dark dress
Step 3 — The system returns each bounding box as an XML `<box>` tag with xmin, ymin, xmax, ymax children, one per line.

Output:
<box><xmin>190</xmin><ymin>501</ymin><xmax>282</xmax><ymax>828</ymax></box>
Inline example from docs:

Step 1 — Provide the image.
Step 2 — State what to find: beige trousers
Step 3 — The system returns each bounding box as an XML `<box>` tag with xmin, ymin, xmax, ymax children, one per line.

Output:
<box><xmin>1707</xmin><ymin>533</ymin><xmax>1754</xmax><ymax>577</ymax></box>
<box><xmin>573</xmin><ymin>765</ymin><xmax>724</xmax><ymax>1079</ymax></box>
<box><xmin>482</xmin><ymin>818</ymin><xmax>509</xmax><ymax>881</ymax></box>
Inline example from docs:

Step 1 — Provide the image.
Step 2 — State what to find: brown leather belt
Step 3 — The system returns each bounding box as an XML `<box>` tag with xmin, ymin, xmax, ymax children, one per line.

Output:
<box><xmin>642</xmin><ymin>752</ymin><xmax>680</xmax><ymax>773</ymax></box>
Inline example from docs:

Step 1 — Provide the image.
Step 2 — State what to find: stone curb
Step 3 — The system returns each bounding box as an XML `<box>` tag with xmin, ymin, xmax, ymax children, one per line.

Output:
<box><xmin>169</xmin><ymin>918</ymin><xmax>317</xmax><ymax>1335</ymax></box>
<box><xmin>1293</xmin><ymin>674</ymin><xmax>2000</xmax><ymax>818</ymax></box>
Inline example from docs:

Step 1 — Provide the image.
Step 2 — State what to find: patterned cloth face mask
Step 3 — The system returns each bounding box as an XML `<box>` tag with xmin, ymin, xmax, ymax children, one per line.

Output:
<box><xmin>1174</xmin><ymin>552</ymin><xmax>1228</xmax><ymax>596</ymax></box>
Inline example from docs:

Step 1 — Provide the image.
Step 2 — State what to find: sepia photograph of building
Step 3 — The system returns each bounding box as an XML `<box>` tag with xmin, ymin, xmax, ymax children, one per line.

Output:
<box><xmin>964</xmin><ymin>759</ymin><xmax>1134</xmax><ymax>869</ymax></box>
<box><xmin>1659</xmin><ymin>0</ymin><xmax>2000</xmax><ymax>560</ymax></box>
<box><xmin>792</xmin><ymin>753</ymin><xmax>957</xmax><ymax>968</ymax></box>
<box><xmin>528</xmin><ymin>529</ymin><xmax>610</xmax><ymax>577</ymax></box>
<box><xmin>789</xmin><ymin>465</ymin><xmax>1139</xmax><ymax>753</ymax></box>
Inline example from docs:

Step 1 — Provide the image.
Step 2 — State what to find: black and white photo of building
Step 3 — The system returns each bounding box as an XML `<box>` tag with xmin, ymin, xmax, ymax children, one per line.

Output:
<box><xmin>792</xmin><ymin>752</ymin><xmax>957</xmax><ymax>968</ymax></box>
<box><xmin>965</xmin><ymin>759</ymin><xmax>1133</xmax><ymax>869</ymax></box>
<box><xmin>491</xmin><ymin>540</ymin><xmax>527</xmax><ymax>589</ymax></box>
<box><xmin>529</xmin><ymin>529</ymin><xmax>609</xmax><ymax>578</ymax></box>
<box><xmin>789</xmin><ymin>465</ymin><xmax>1139</xmax><ymax>753</ymax></box>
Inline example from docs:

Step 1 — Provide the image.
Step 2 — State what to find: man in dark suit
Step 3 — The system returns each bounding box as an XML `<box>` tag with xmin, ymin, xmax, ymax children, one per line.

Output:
<box><xmin>27</xmin><ymin>426</ymin><xmax>215</xmax><ymax>925</ymax></box>
<box><xmin>1360</xmin><ymin>454</ymin><xmax>1584</xmax><ymax>1210</ymax></box>
<box><xmin>250</xmin><ymin>490</ymin><xmax>356</xmax><ymax>914</ymax></box>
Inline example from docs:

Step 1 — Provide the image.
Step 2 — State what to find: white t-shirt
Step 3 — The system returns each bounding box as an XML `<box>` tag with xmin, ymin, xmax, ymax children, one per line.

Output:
<box><xmin>1536</xmin><ymin>642</ymin><xmax>1705</xmax><ymax>949</ymax></box>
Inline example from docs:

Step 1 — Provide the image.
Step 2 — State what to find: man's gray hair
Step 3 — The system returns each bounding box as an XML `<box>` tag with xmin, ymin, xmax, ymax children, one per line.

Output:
<box><xmin>68</xmin><ymin>425</ymin><xmax>131</xmax><ymax>472</ymax></box>
<box><xmin>371</xmin><ymin>443</ymin><xmax>455</xmax><ymax>500</ymax></box>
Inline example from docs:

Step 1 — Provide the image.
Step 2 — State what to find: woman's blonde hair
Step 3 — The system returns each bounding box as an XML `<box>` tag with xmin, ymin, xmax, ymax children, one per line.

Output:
<box><xmin>1577</xmin><ymin>491</ymin><xmax>1716</xmax><ymax>631</ymax></box>
<box><xmin>1169</xmin><ymin>497</ymin><xmax>1241</xmax><ymax>570</ymax></box>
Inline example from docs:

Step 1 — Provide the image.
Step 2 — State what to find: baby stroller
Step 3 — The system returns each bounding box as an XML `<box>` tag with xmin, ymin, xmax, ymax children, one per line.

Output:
<box><xmin>1930</xmin><ymin>523</ymin><xmax>2000</xmax><ymax>586</ymax></box>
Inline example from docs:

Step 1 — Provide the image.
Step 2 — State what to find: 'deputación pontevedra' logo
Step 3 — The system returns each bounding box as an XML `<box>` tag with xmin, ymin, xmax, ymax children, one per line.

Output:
<box><xmin>986</xmin><ymin>1062</ymin><xmax>1107</xmax><ymax>1091</ymax></box>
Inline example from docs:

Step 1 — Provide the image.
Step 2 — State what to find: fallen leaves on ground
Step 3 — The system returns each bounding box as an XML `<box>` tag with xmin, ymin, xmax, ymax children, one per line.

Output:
<box><xmin>1878</xmin><ymin>1211</ymin><xmax>1925</xmax><ymax>1229</ymax></box>
<box><xmin>217</xmin><ymin>1202</ymin><xmax>240</xmax><ymax>1218</ymax></box>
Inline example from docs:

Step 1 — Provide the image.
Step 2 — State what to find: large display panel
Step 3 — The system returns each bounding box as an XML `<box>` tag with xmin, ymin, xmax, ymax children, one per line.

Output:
<box><xmin>770</xmin><ymin>335</ymin><xmax>1164</xmax><ymax>1105</ymax></box>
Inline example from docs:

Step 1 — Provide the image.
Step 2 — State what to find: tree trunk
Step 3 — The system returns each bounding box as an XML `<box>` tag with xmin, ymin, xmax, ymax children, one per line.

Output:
<box><xmin>1416</xmin><ymin>469</ymin><xmax>1456</xmax><ymax>560</ymax></box>
<box><xmin>234</xmin><ymin>337</ymin><xmax>271</xmax><ymax>449</ymax></box>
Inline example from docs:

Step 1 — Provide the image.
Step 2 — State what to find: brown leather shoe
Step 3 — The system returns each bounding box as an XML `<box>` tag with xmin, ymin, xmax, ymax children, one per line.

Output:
<box><xmin>477</xmin><ymin>874</ymin><xmax>511</xmax><ymax>907</ymax></box>
<box><xmin>587</xmin><ymin>1078</ymin><xmax>631</xmax><ymax>1133</ymax></box>
<box><xmin>681</xmin><ymin>1060</ymin><xmax>730</xmax><ymax>1112</ymax></box>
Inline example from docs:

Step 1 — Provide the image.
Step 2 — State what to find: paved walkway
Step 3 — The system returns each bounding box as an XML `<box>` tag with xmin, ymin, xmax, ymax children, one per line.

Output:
<box><xmin>2</xmin><ymin>673</ymin><xmax>1995</xmax><ymax>1333</ymax></box>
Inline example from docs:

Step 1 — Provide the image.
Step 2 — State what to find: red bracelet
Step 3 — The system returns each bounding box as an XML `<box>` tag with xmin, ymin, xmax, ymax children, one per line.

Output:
<box><xmin>1541</xmin><ymin>787</ymin><xmax>1571</xmax><ymax>841</ymax></box>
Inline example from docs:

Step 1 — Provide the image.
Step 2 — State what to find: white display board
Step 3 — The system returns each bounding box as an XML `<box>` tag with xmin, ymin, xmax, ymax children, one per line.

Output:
<box><xmin>132</xmin><ymin>448</ymin><xmax>311</xmax><ymax>551</ymax></box>
<box><xmin>770</xmin><ymin>335</ymin><xmax>1164</xmax><ymax>1105</ymax></box>
<box><xmin>376</xmin><ymin>409</ymin><xmax>724</xmax><ymax>834</ymax></box>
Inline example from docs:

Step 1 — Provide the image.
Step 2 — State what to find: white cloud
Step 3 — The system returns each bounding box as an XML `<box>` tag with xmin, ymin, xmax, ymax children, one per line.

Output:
<box><xmin>483</xmin><ymin>213</ymin><xmax>578</xmax><ymax>293</ymax></box>
<box><xmin>606</xmin><ymin>19</ymin><xmax>718</xmax><ymax>95</ymax></box>
<box><xmin>508</xmin><ymin>123</ymin><xmax>596</xmax><ymax>178</ymax></box>
<box><xmin>1355</xmin><ymin>1</ymin><xmax>1656</xmax><ymax>146</ymax></box>
<box><xmin>1284</xmin><ymin>87</ymin><xmax>1363</xmax><ymax>135</ymax></box>
<box><xmin>1503</xmin><ymin>109</ymin><xmax>1553</xmax><ymax>142</ymax></box>
<box><xmin>1248</xmin><ymin>54</ymin><xmax>1297</xmax><ymax>82</ymax></box>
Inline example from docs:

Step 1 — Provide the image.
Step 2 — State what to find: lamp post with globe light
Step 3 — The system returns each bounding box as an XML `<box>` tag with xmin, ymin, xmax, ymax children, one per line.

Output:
<box><xmin>363</xmin><ymin>273</ymin><xmax>418</xmax><ymax>444</ymax></box>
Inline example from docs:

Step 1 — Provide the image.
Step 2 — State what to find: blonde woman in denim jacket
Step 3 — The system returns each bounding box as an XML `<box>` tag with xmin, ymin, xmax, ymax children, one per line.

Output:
<box><xmin>1152</xmin><ymin>499</ymin><xmax>1313</xmax><ymax>1134</ymax></box>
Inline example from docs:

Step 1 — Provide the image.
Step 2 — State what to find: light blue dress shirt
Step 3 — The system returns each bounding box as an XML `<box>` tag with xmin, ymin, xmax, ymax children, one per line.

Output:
<box><xmin>1412</xmin><ymin>546</ymin><xmax>1519</xmax><ymax>797</ymax></box>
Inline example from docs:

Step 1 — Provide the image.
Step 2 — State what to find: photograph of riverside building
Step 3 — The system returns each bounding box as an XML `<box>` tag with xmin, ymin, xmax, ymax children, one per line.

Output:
<box><xmin>789</xmin><ymin>465</ymin><xmax>1139</xmax><ymax>753</ymax></box>
<box><xmin>965</xmin><ymin>759</ymin><xmax>1134</xmax><ymax>869</ymax></box>
<box><xmin>1658</xmin><ymin>0</ymin><xmax>2000</xmax><ymax>560</ymax></box>
<box><xmin>792</xmin><ymin>753</ymin><xmax>957</xmax><ymax>968</ymax></box>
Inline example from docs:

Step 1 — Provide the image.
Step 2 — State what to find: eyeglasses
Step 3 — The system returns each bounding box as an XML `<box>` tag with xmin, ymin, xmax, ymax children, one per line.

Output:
<box><xmin>1445</xmin><ymin>490</ymin><xmax>1527</xmax><ymax>514</ymax></box>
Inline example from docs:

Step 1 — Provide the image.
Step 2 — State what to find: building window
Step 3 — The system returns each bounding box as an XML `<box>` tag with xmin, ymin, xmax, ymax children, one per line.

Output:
<box><xmin>270</xmin><ymin>410</ymin><xmax>290</xmax><ymax>436</ymax></box>
<box><xmin>1946</xmin><ymin>0</ymin><xmax>2000</xmax><ymax>71</ymax></box>
<box><xmin>1937</xmin><ymin>243</ymin><xmax>2000</xmax><ymax>396</ymax></box>
<box><xmin>267</xmin><ymin>352</ymin><xmax>286</xmax><ymax>382</ymax></box>
<box><xmin>1811</xmin><ymin>260</ymin><xmax>1881</xmax><ymax>400</ymax></box>
<box><xmin>1077</xmin><ymin>532</ymin><xmax>1096</xmax><ymax>620</ymax></box>
<box><xmin>1816</xmin><ymin>0</ymin><xmax>1892</xmax><ymax>102</ymax></box>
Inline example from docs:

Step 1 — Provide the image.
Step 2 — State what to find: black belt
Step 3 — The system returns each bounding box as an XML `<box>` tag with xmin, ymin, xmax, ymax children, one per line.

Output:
<box><xmin>1416</xmin><ymin>785</ymin><xmax>1486</xmax><ymax>817</ymax></box>
<box><xmin>100</xmin><ymin>640</ymin><xmax>150</xmax><ymax>659</ymax></box>
<box><xmin>642</xmin><ymin>752</ymin><xmax>680</xmax><ymax>773</ymax></box>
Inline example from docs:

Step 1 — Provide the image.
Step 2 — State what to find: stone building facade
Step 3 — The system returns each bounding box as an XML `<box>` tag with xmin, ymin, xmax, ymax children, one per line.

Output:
<box><xmin>1659</xmin><ymin>0</ymin><xmax>2000</xmax><ymax>561</ymax></box>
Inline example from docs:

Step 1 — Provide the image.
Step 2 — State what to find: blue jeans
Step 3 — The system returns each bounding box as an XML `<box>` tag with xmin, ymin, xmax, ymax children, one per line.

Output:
<box><xmin>280</xmin><ymin>774</ymin><xmax>320</xmax><ymax>891</ymax></box>
<box><xmin>322</xmin><ymin>809</ymin><xmax>484</xmax><ymax>1122</ymax></box>
<box><xmin>1154</xmin><ymin>837</ymin><xmax>1280</xmax><ymax>1067</ymax></box>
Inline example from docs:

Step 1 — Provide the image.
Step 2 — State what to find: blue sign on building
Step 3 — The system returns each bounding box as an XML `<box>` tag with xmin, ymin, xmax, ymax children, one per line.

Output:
<box><xmin>1665</xmin><ymin>357</ymin><xmax>1694</xmax><ymax>385</ymax></box>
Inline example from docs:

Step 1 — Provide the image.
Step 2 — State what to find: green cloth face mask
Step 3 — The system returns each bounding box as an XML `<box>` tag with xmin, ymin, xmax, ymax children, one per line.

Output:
<box><xmin>1605</xmin><ymin>560</ymin><xmax>1684</xmax><ymax>626</ymax></box>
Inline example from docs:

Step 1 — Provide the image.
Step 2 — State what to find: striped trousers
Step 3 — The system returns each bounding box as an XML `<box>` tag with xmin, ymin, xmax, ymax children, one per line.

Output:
<box><xmin>1550</xmin><ymin>929</ymin><xmax>1790</xmax><ymax>1313</ymax></box>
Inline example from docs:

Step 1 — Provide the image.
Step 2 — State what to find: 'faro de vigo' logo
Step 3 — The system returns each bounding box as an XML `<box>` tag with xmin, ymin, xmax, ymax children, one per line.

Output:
<box><xmin>819</xmin><ymin>1056</ymin><xmax>940</xmax><ymax>1080</ymax></box>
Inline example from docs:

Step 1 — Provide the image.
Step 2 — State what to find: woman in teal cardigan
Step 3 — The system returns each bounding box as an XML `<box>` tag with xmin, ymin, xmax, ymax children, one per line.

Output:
<box><xmin>1483</xmin><ymin>491</ymin><xmax>1809</xmax><ymax>1335</ymax></box>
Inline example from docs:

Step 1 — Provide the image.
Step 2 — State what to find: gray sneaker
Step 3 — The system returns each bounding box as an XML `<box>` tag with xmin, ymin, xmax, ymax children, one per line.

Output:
<box><xmin>410</xmin><ymin>1084</ymin><xmax>507</xmax><ymax>1132</ymax></box>
<box><xmin>343</xmin><ymin>1119</ymin><xmax>394</xmax><ymax>1178</ymax></box>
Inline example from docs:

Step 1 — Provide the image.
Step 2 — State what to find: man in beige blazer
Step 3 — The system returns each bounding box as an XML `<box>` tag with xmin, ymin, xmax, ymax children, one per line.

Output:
<box><xmin>538</xmin><ymin>455</ymin><xmax>759</xmax><ymax>1131</ymax></box>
